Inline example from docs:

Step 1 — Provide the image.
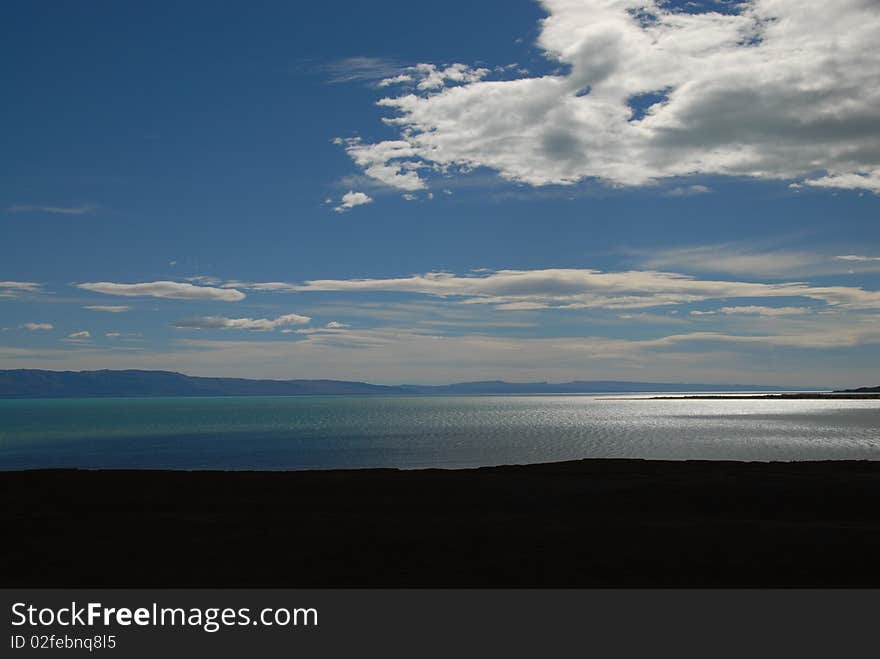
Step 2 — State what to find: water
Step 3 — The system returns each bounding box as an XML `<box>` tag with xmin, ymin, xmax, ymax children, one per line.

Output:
<box><xmin>0</xmin><ymin>395</ymin><xmax>878</xmax><ymax>470</ymax></box>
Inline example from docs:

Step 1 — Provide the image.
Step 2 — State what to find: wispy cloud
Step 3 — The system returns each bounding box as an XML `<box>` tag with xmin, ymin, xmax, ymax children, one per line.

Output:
<box><xmin>690</xmin><ymin>306</ymin><xmax>810</xmax><ymax>317</ymax></box>
<box><xmin>836</xmin><ymin>255</ymin><xmax>880</xmax><ymax>262</ymax></box>
<box><xmin>173</xmin><ymin>312</ymin><xmax>311</xmax><ymax>331</ymax></box>
<box><xmin>83</xmin><ymin>305</ymin><xmax>131</xmax><ymax>313</ymax></box>
<box><xmin>7</xmin><ymin>203</ymin><xmax>96</xmax><ymax>215</ymax></box>
<box><xmin>0</xmin><ymin>281</ymin><xmax>42</xmax><ymax>298</ymax></box>
<box><xmin>5</xmin><ymin>310</ymin><xmax>880</xmax><ymax>385</ymax></box>
<box><xmin>639</xmin><ymin>243</ymin><xmax>880</xmax><ymax>277</ymax></box>
<box><xmin>21</xmin><ymin>322</ymin><xmax>53</xmax><ymax>331</ymax></box>
<box><xmin>222</xmin><ymin>267</ymin><xmax>880</xmax><ymax>312</ymax></box>
<box><xmin>8</xmin><ymin>322</ymin><xmax>872</xmax><ymax>385</ymax></box>
<box><xmin>77</xmin><ymin>281</ymin><xmax>245</xmax><ymax>302</ymax></box>
<box><xmin>319</xmin><ymin>56</ymin><xmax>407</xmax><ymax>85</ymax></box>
<box><xmin>665</xmin><ymin>185</ymin><xmax>712</xmax><ymax>197</ymax></box>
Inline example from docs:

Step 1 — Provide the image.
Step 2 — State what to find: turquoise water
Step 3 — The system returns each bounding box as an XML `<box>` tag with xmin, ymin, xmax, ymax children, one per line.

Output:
<box><xmin>1</xmin><ymin>395</ymin><xmax>879</xmax><ymax>470</ymax></box>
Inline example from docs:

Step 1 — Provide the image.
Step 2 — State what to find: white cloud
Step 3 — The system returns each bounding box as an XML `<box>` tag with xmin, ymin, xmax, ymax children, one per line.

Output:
<box><xmin>184</xmin><ymin>275</ymin><xmax>223</xmax><ymax>285</ymax></box>
<box><xmin>83</xmin><ymin>305</ymin><xmax>131</xmax><ymax>313</ymax></box>
<box><xmin>8</xmin><ymin>322</ymin><xmax>874</xmax><ymax>386</ymax></box>
<box><xmin>836</xmin><ymin>255</ymin><xmax>880</xmax><ymax>262</ymax></box>
<box><xmin>67</xmin><ymin>331</ymin><xmax>90</xmax><ymax>339</ymax></box>
<box><xmin>378</xmin><ymin>73</ymin><xmax>413</xmax><ymax>87</ymax></box>
<box><xmin>173</xmin><ymin>312</ymin><xmax>311</xmax><ymax>331</ymax></box>
<box><xmin>0</xmin><ymin>281</ymin><xmax>42</xmax><ymax>298</ymax></box>
<box><xmin>320</xmin><ymin>56</ymin><xmax>408</xmax><ymax>85</ymax></box>
<box><xmin>21</xmin><ymin>322</ymin><xmax>53</xmax><ymax>330</ymax></box>
<box><xmin>227</xmin><ymin>267</ymin><xmax>880</xmax><ymax>311</ymax></box>
<box><xmin>377</xmin><ymin>63</ymin><xmax>490</xmax><ymax>90</ymax></box>
<box><xmin>616</xmin><ymin>312</ymin><xmax>688</xmax><ymax>325</ymax></box>
<box><xmin>642</xmin><ymin>244</ymin><xmax>818</xmax><ymax>276</ymax></box>
<box><xmin>7</xmin><ymin>204</ymin><xmax>95</xmax><ymax>215</ymax></box>
<box><xmin>666</xmin><ymin>185</ymin><xmax>712</xmax><ymax>197</ymax></box>
<box><xmin>804</xmin><ymin>171</ymin><xmax>880</xmax><ymax>193</ymax></box>
<box><xmin>336</xmin><ymin>139</ymin><xmax>427</xmax><ymax>191</ymax></box>
<box><xmin>325</xmin><ymin>321</ymin><xmax>351</xmax><ymax>328</ymax></box>
<box><xmin>640</xmin><ymin>244</ymin><xmax>880</xmax><ymax>277</ymax></box>
<box><xmin>339</xmin><ymin>0</ymin><xmax>880</xmax><ymax>194</ymax></box>
<box><xmin>77</xmin><ymin>281</ymin><xmax>245</xmax><ymax>302</ymax></box>
<box><xmin>333</xmin><ymin>190</ymin><xmax>374</xmax><ymax>212</ymax></box>
<box><xmin>691</xmin><ymin>306</ymin><xmax>810</xmax><ymax>317</ymax></box>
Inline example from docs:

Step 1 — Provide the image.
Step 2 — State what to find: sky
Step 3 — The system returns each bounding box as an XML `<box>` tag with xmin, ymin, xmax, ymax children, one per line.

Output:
<box><xmin>1</xmin><ymin>0</ymin><xmax>879</xmax><ymax>387</ymax></box>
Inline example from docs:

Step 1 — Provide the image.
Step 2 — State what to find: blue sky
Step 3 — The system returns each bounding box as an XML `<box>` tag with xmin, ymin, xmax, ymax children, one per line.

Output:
<box><xmin>2</xmin><ymin>0</ymin><xmax>879</xmax><ymax>386</ymax></box>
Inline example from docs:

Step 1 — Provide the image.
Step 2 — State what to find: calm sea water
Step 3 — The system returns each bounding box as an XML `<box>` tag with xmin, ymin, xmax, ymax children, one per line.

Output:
<box><xmin>1</xmin><ymin>395</ymin><xmax>879</xmax><ymax>470</ymax></box>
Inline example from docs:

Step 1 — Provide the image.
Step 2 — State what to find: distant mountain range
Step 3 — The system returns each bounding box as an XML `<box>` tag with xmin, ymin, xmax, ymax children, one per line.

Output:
<box><xmin>0</xmin><ymin>369</ymin><xmax>826</xmax><ymax>399</ymax></box>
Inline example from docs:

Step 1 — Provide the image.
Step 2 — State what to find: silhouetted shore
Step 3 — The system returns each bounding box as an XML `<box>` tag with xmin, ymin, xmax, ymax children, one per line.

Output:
<box><xmin>4</xmin><ymin>458</ymin><xmax>880</xmax><ymax>587</ymax></box>
<box><xmin>647</xmin><ymin>393</ymin><xmax>880</xmax><ymax>399</ymax></box>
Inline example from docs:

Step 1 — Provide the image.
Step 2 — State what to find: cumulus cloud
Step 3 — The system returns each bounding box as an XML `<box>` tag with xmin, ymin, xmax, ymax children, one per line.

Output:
<box><xmin>338</xmin><ymin>0</ymin><xmax>880</xmax><ymax>194</ymax></box>
<box><xmin>335</xmin><ymin>139</ymin><xmax>427</xmax><ymax>191</ymax></box>
<box><xmin>21</xmin><ymin>322</ymin><xmax>53</xmax><ymax>330</ymax></box>
<box><xmin>77</xmin><ymin>281</ymin><xmax>245</xmax><ymax>302</ymax></box>
<box><xmin>227</xmin><ymin>267</ymin><xmax>880</xmax><ymax>311</ymax></box>
<box><xmin>83</xmin><ymin>305</ymin><xmax>131</xmax><ymax>313</ymax></box>
<box><xmin>7</xmin><ymin>203</ymin><xmax>95</xmax><ymax>215</ymax></box>
<box><xmin>173</xmin><ymin>312</ymin><xmax>312</xmax><ymax>331</ymax></box>
<box><xmin>379</xmin><ymin>62</ymin><xmax>490</xmax><ymax>91</ymax></box>
<box><xmin>333</xmin><ymin>190</ymin><xmax>374</xmax><ymax>212</ymax></box>
<box><xmin>377</xmin><ymin>73</ymin><xmax>413</xmax><ymax>87</ymax></box>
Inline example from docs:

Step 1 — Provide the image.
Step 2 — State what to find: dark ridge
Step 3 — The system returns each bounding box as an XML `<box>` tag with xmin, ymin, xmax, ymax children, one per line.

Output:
<box><xmin>836</xmin><ymin>385</ymin><xmax>880</xmax><ymax>393</ymax></box>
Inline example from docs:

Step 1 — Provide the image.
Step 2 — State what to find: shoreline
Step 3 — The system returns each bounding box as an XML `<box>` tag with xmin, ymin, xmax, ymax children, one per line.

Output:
<box><xmin>646</xmin><ymin>393</ymin><xmax>880</xmax><ymax>400</ymax></box>
<box><xmin>4</xmin><ymin>457</ymin><xmax>880</xmax><ymax>587</ymax></box>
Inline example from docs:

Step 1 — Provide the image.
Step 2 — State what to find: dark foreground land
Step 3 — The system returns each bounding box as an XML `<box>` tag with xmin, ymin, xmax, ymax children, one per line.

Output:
<box><xmin>4</xmin><ymin>459</ymin><xmax>880</xmax><ymax>587</ymax></box>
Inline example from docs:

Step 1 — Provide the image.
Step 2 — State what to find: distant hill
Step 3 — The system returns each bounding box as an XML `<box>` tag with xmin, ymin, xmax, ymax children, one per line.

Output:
<box><xmin>0</xmin><ymin>369</ymin><xmax>823</xmax><ymax>399</ymax></box>
<box><xmin>0</xmin><ymin>370</ymin><xmax>397</xmax><ymax>399</ymax></box>
<box><xmin>398</xmin><ymin>380</ymin><xmax>820</xmax><ymax>395</ymax></box>
<box><xmin>836</xmin><ymin>385</ymin><xmax>880</xmax><ymax>393</ymax></box>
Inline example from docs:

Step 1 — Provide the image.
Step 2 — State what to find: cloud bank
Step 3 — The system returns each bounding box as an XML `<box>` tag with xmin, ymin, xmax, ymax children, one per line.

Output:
<box><xmin>230</xmin><ymin>267</ymin><xmax>880</xmax><ymax>312</ymax></box>
<box><xmin>340</xmin><ymin>0</ymin><xmax>880</xmax><ymax>194</ymax></box>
